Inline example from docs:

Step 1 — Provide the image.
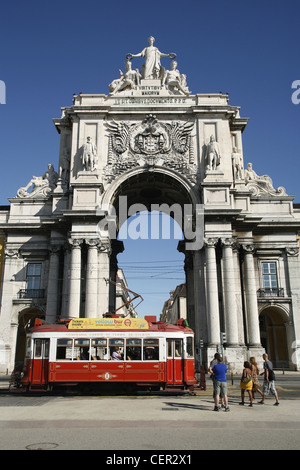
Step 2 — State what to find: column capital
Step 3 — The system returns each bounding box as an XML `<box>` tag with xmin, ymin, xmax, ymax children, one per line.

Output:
<box><xmin>98</xmin><ymin>239</ymin><xmax>111</xmax><ymax>255</ymax></box>
<box><xmin>204</xmin><ymin>237</ymin><xmax>218</xmax><ymax>248</ymax></box>
<box><xmin>49</xmin><ymin>245</ymin><xmax>61</xmax><ymax>255</ymax></box>
<box><xmin>68</xmin><ymin>238</ymin><xmax>84</xmax><ymax>248</ymax></box>
<box><xmin>220</xmin><ymin>237</ymin><xmax>236</xmax><ymax>248</ymax></box>
<box><xmin>285</xmin><ymin>247</ymin><xmax>299</xmax><ymax>257</ymax></box>
<box><xmin>86</xmin><ymin>238</ymin><xmax>100</xmax><ymax>248</ymax></box>
<box><xmin>242</xmin><ymin>243</ymin><xmax>256</xmax><ymax>255</ymax></box>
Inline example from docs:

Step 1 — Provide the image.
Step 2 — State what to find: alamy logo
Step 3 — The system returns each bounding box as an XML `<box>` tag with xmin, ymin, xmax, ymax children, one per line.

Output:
<box><xmin>0</xmin><ymin>80</ymin><xmax>6</xmax><ymax>104</ymax></box>
<box><xmin>96</xmin><ymin>196</ymin><xmax>204</xmax><ymax>250</ymax></box>
<box><xmin>291</xmin><ymin>80</ymin><xmax>300</xmax><ymax>105</ymax></box>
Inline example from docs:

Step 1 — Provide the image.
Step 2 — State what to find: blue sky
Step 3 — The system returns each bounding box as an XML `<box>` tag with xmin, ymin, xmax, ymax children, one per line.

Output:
<box><xmin>0</xmin><ymin>0</ymin><xmax>299</xmax><ymax>317</ymax></box>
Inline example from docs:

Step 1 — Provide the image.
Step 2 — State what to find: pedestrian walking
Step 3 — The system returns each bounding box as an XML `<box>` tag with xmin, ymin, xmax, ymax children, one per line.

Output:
<box><xmin>249</xmin><ymin>357</ymin><xmax>263</xmax><ymax>400</ymax></box>
<box><xmin>259</xmin><ymin>353</ymin><xmax>280</xmax><ymax>406</ymax></box>
<box><xmin>239</xmin><ymin>361</ymin><xmax>253</xmax><ymax>406</ymax></box>
<box><xmin>212</xmin><ymin>355</ymin><xmax>230</xmax><ymax>412</ymax></box>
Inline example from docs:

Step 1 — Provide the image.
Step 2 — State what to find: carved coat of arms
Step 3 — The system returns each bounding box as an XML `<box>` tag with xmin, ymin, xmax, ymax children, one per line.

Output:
<box><xmin>105</xmin><ymin>114</ymin><xmax>196</xmax><ymax>182</ymax></box>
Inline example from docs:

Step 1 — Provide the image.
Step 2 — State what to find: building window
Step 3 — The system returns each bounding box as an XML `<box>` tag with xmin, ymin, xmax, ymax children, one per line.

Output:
<box><xmin>18</xmin><ymin>263</ymin><xmax>44</xmax><ymax>298</ymax></box>
<box><xmin>26</xmin><ymin>263</ymin><xmax>41</xmax><ymax>290</ymax></box>
<box><xmin>262</xmin><ymin>262</ymin><xmax>278</xmax><ymax>294</ymax></box>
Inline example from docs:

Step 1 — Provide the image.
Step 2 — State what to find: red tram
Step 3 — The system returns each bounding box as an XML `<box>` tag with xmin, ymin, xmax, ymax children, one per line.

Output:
<box><xmin>16</xmin><ymin>316</ymin><xmax>198</xmax><ymax>393</ymax></box>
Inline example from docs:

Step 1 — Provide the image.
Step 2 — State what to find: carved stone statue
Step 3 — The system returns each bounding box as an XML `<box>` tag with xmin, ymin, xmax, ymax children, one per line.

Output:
<box><xmin>206</xmin><ymin>135</ymin><xmax>221</xmax><ymax>171</ymax></box>
<box><xmin>109</xmin><ymin>60</ymin><xmax>141</xmax><ymax>95</ymax></box>
<box><xmin>232</xmin><ymin>146</ymin><xmax>244</xmax><ymax>180</ymax></box>
<box><xmin>244</xmin><ymin>163</ymin><xmax>287</xmax><ymax>196</ymax></box>
<box><xmin>127</xmin><ymin>36</ymin><xmax>176</xmax><ymax>80</ymax></box>
<box><xmin>17</xmin><ymin>164</ymin><xmax>58</xmax><ymax>198</ymax></box>
<box><xmin>162</xmin><ymin>60</ymin><xmax>190</xmax><ymax>95</ymax></box>
<box><xmin>59</xmin><ymin>148</ymin><xmax>70</xmax><ymax>187</ymax></box>
<box><xmin>82</xmin><ymin>136</ymin><xmax>98</xmax><ymax>172</ymax></box>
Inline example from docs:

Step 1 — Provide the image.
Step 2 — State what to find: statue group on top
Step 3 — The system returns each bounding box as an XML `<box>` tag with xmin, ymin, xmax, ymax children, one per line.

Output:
<box><xmin>109</xmin><ymin>36</ymin><xmax>190</xmax><ymax>96</ymax></box>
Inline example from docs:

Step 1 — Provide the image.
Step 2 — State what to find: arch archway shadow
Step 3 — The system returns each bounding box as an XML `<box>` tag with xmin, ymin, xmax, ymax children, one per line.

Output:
<box><xmin>259</xmin><ymin>306</ymin><xmax>289</xmax><ymax>368</ymax></box>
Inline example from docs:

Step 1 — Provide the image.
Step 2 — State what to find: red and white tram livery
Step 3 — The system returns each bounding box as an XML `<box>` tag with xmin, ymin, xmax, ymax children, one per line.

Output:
<box><xmin>19</xmin><ymin>316</ymin><xmax>197</xmax><ymax>392</ymax></box>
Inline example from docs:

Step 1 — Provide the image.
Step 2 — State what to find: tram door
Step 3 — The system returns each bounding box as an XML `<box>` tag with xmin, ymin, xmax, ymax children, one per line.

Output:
<box><xmin>31</xmin><ymin>339</ymin><xmax>49</xmax><ymax>385</ymax></box>
<box><xmin>166</xmin><ymin>339</ymin><xmax>183</xmax><ymax>385</ymax></box>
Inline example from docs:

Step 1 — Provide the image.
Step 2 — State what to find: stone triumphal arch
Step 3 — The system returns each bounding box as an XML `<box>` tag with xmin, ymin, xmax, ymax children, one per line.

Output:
<box><xmin>1</xmin><ymin>37</ymin><xmax>300</xmax><ymax>373</ymax></box>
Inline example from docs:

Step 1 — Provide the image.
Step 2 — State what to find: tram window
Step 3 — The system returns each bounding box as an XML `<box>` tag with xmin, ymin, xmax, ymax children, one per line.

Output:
<box><xmin>186</xmin><ymin>337</ymin><xmax>194</xmax><ymax>357</ymax></box>
<box><xmin>34</xmin><ymin>339</ymin><xmax>42</xmax><ymax>358</ymax></box>
<box><xmin>143</xmin><ymin>339</ymin><xmax>159</xmax><ymax>360</ymax></box>
<box><xmin>91</xmin><ymin>339</ymin><xmax>108</xmax><ymax>360</ymax></box>
<box><xmin>126</xmin><ymin>339</ymin><xmax>141</xmax><ymax>361</ymax></box>
<box><xmin>174</xmin><ymin>340</ymin><xmax>182</xmax><ymax>357</ymax></box>
<box><xmin>109</xmin><ymin>339</ymin><xmax>124</xmax><ymax>360</ymax></box>
<box><xmin>167</xmin><ymin>339</ymin><xmax>172</xmax><ymax>358</ymax></box>
<box><xmin>56</xmin><ymin>339</ymin><xmax>72</xmax><ymax>360</ymax></box>
<box><xmin>74</xmin><ymin>339</ymin><xmax>90</xmax><ymax>360</ymax></box>
<box><xmin>44</xmin><ymin>340</ymin><xmax>49</xmax><ymax>358</ymax></box>
<box><xmin>25</xmin><ymin>338</ymin><xmax>31</xmax><ymax>359</ymax></box>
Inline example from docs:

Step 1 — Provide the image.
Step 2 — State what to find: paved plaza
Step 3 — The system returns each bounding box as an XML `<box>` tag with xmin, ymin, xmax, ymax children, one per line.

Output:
<box><xmin>0</xmin><ymin>372</ymin><xmax>299</xmax><ymax>451</ymax></box>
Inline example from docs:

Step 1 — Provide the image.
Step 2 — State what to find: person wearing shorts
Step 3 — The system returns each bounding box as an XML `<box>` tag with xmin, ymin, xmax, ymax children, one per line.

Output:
<box><xmin>259</xmin><ymin>353</ymin><xmax>280</xmax><ymax>406</ymax></box>
<box><xmin>212</xmin><ymin>355</ymin><xmax>230</xmax><ymax>412</ymax></box>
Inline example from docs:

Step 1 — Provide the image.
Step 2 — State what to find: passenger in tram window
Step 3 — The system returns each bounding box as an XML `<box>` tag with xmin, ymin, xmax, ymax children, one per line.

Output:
<box><xmin>127</xmin><ymin>347</ymin><xmax>141</xmax><ymax>361</ymax></box>
<box><xmin>112</xmin><ymin>347</ymin><xmax>122</xmax><ymax>361</ymax></box>
<box><xmin>80</xmin><ymin>347</ymin><xmax>89</xmax><ymax>360</ymax></box>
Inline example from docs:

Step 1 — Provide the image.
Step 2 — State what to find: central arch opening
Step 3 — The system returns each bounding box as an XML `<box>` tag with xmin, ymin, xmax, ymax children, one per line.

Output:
<box><xmin>108</xmin><ymin>170</ymin><xmax>197</xmax><ymax>322</ymax></box>
<box><xmin>118</xmin><ymin>211</ymin><xmax>185</xmax><ymax>318</ymax></box>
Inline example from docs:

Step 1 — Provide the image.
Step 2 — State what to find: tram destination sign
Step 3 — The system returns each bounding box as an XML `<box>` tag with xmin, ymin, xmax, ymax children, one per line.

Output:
<box><xmin>68</xmin><ymin>318</ymin><xmax>149</xmax><ymax>330</ymax></box>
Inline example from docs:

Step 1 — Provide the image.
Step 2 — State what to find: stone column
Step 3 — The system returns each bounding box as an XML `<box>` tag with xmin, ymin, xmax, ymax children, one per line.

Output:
<box><xmin>85</xmin><ymin>239</ymin><xmax>99</xmax><ymax>318</ymax></box>
<box><xmin>204</xmin><ymin>238</ymin><xmax>220</xmax><ymax>346</ymax></box>
<box><xmin>46</xmin><ymin>246</ymin><xmax>61</xmax><ymax>322</ymax></box>
<box><xmin>243</xmin><ymin>244</ymin><xmax>261</xmax><ymax>346</ymax></box>
<box><xmin>221</xmin><ymin>238</ymin><xmax>239</xmax><ymax>346</ymax></box>
<box><xmin>68</xmin><ymin>238</ymin><xmax>83</xmax><ymax>319</ymax></box>
<box><xmin>109</xmin><ymin>240</ymin><xmax>124</xmax><ymax>313</ymax></box>
<box><xmin>61</xmin><ymin>244</ymin><xmax>71</xmax><ymax>318</ymax></box>
<box><xmin>97</xmin><ymin>240</ymin><xmax>111</xmax><ymax>317</ymax></box>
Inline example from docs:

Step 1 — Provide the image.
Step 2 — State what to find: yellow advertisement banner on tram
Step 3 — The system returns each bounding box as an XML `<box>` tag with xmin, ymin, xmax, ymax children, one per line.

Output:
<box><xmin>68</xmin><ymin>318</ymin><xmax>149</xmax><ymax>330</ymax></box>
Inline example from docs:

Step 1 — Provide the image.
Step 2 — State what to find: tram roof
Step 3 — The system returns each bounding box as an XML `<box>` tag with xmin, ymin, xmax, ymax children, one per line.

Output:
<box><xmin>28</xmin><ymin>317</ymin><xmax>194</xmax><ymax>334</ymax></box>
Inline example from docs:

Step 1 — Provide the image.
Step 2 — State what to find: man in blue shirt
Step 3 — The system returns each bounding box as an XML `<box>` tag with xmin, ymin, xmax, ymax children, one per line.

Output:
<box><xmin>212</xmin><ymin>355</ymin><xmax>230</xmax><ymax>412</ymax></box>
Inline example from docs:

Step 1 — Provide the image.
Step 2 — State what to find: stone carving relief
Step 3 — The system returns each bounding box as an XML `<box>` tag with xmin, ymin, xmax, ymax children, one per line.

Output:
<box><xmin>17</xmin><ymin>164</ymin><xmax>58</xmax><ymax>198</ymax></box>
<box><xmin>104</xmin><ymin>114</ymin><xmax>196</xmax><ymax>182</ymax></box>
<box><xmin>244</xmin><ymin>163</ymin><xmax>287</xmax><ymax>197</ymax></box>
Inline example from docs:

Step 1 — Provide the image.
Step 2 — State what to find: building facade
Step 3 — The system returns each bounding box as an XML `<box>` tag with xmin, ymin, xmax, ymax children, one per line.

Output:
<box><xmin>0</xmin><ymin>38</ymin><xmax>300</xmax><ymax>373</ymax></box>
